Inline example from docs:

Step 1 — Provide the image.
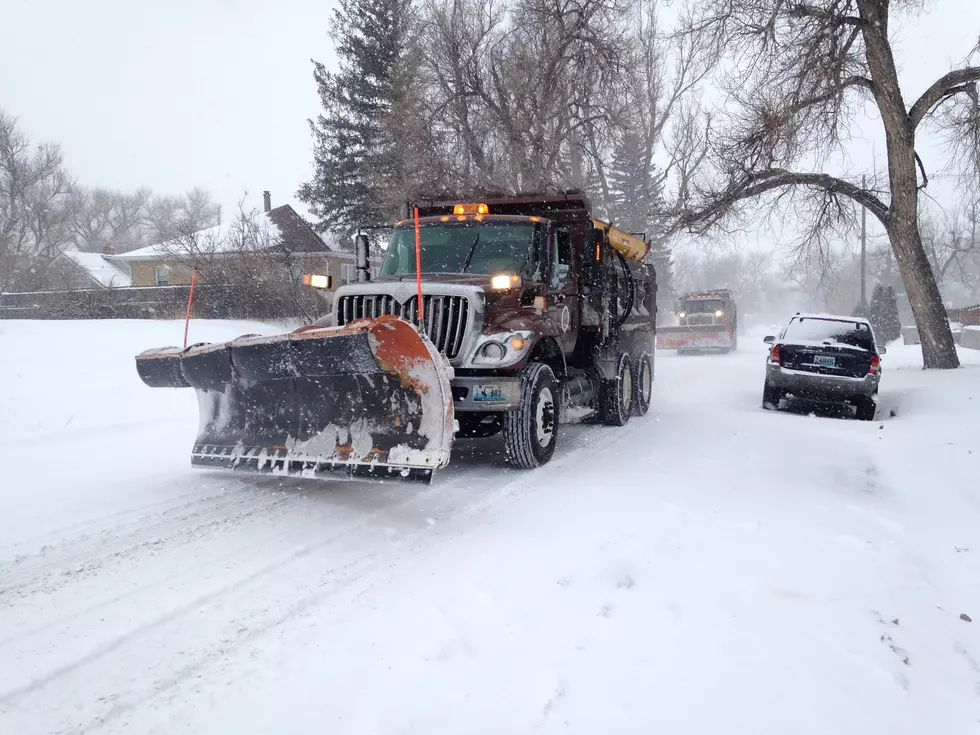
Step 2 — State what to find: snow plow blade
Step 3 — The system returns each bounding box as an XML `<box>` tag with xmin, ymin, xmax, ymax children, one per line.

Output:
<box><xmin>656</xmin><ymin>324</ymin><xmax>734</xmax><ymax>351</ymax></box>
<box><xmin>134</xmin><ymin>316</ymin><xmax>455</xmax><ymax>484</ymax></box>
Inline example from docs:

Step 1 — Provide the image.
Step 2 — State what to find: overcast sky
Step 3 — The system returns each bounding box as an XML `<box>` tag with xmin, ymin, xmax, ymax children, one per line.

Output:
<box><xmin>1</xmin><ymin>0</ymin><xmax>978</xmax><ymax>230</ymax></box>
<box><xmin>1</xmin><ymin>0</ymin><xmax>339</xmax><ymax>216</ymax></box>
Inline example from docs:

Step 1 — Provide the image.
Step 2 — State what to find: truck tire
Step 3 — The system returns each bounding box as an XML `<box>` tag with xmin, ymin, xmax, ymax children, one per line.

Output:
<box><xmin>632</xmin><ymin>351</ymin><xmax>653</xmax><ymax>417</ymax></box>
<box><xmin>503</xmin><ymin>362</ymin><xmax>558</xmax><ymax>469</ymax></box>
<box><xmin>601</xmin><ymin>353</ymin><xmax>634</xmax><ymax>426</ymax></box>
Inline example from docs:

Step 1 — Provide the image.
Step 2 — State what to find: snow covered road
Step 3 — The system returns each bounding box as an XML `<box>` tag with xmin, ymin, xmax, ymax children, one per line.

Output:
<box><xmin>2</xmin><ymin>319</ymin><xmax>980</xmax><ymax>734</ymax></box>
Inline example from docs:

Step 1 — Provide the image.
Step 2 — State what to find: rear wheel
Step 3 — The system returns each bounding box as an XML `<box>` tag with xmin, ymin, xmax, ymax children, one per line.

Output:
<box><xmin>854</xmin><ymin>395</ymin><xmax>877</xmax><ymax>421</ymax></box>
<box><xmin>601</xmin><ymin>353</ymin><xmax>634</xmax><ymax>426</ymax></box>
<box><xmin>503</xmin><ymin>362</ymin><xmax>558</xmax><ymax>468</ymax></box>
<box><xmin>762</xmin><ymin>381</ymin><xmax>782</xmax><ymax>410</ymax></box>
<box><xmin>632</xmin><ymin>351</ymin><xmax>653</xmax><ymax>417</ymax></box>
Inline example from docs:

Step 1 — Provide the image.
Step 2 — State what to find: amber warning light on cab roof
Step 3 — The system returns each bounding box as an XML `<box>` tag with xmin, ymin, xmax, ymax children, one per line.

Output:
<box><xmin>453</xmin><ymin>202</ymin><xmax>489</xmax><ymax>215</ymax></box>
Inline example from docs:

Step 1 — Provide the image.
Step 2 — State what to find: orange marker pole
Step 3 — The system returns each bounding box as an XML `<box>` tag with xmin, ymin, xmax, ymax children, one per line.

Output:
<box><xmin>183</xmin><ymin>268</ymin><xmax>198</xmax><ymax>349</ymax></box>
<box><xmin>414</xmin><ymin>207</ymin><xmax>425</xmax><ymax>333</ymax></box>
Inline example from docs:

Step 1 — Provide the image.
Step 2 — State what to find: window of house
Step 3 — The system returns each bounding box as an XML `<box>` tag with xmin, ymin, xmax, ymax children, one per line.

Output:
<box><xmin>155</xmin><ymin>264</ymin><xmax>170</xmax><ymax>286</ymax></box>
<box><xmin>341</xmin><ymin>263</ymin><xmax>357</xmax><ymax>284</ymax></box>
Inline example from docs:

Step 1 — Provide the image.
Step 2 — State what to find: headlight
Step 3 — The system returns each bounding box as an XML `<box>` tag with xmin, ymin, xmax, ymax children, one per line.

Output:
<box><xmin>491</xmin><ymin>274</ymin><xmax>521</xmax><ymax>291</ymax></box>
<box><xmin>678</xmin><ymin>312</ymin><xmax>686</xmax><ymax>318</ymax></box>
<box><xmin>479</xmin><ymin>341</ymin><xmax>506</xmax><ymax>360</ymax></box>
<box><xmin>471</xmin><ymin>331</ymin><xmax>533</xmax><ymax>365</ymax></box>
<box><xmin>715</xmin><ymin>310</ymin><xmax>724</xmax><ymax>317</ymax></box>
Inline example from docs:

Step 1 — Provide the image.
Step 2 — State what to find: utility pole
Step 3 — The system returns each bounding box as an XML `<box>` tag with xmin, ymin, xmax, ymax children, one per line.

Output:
<box><xmin>860</xmin><ymin>174</ymin><xmax>867</xmax><ymax>308</ymax></box>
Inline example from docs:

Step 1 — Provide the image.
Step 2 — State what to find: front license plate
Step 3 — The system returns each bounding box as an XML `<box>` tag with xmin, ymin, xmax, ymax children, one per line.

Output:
<box><xmin>813</xmin><ymin>355</ymin><xmax>836</xmax><ymax>367</ymax></box>
<box><xmin>473</xmin><ymin>385</ymin><xmax>505</xmax><ymax>402</ymax></box>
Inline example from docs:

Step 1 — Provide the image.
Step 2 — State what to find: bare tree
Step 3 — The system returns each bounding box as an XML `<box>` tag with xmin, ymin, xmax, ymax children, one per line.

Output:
<box><xmin>422</xmin><ymin>0</ymin><xmax>633</xmax><ymax>193</ymax></box>
<box><xmin>669</xmin><ymin>0</ymin><xmax>980</xmax><ymax>368</ymax></box>
<box><xmin>920</xmin><ymin>196</ymin><xmax>980</xmax><ymax>303</ymax></box>
<box><xmin>0</xmin><ymin>109</ymin><xmax>73</xmax><ymax>292</ymax></box>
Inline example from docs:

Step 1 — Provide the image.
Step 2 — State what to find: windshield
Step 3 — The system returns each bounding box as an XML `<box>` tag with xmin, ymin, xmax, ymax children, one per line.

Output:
<box><xmin>679</xmin><ymin>299</ymin><xmax>725</xmax><ymax>314</ymax></box>
<box><xmin>379</xmin><ymin>221</ymin><xmax>541</xmax><ymax>278</ymax></box>
<box><xmin>784</xmin><ymin>317</ymin><xmax>874</xmax><ymax>351</ymax></box>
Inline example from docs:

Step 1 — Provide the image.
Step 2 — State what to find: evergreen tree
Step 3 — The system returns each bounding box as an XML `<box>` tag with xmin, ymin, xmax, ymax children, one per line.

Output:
<box><xmin>606</xmin><ymin>126</ymin><xmax>672</xmax><ymax>316</ymax></box>
<box><xmin>870</xmin><ymin>283</ymin><xmax>902</xmax><ymax>344</ymax></box>
<box><xmin>298</xmin><ymin>0</ymin><xmax>417</xmax><ymax>244</ymax></box>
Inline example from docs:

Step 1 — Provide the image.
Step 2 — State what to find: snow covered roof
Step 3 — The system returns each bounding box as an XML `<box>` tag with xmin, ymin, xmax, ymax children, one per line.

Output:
<box><xmin>60</xmin><ymin>251</ymin><xmax>132</xmax><ymax>288</ymax></box>
<box><xmin>792</xmin><ymin>313</ymin><xmax>872</xmax><ymax>326</ymax></box>
<box><xmin>107</xmin><ymin>205</ymin><xmax>329</xmax><ymax>263</ymax></box>
<box><xmin>109</xmin><ymin>218</ymin><xmax>280</xmax><ymax>262</ymax></box>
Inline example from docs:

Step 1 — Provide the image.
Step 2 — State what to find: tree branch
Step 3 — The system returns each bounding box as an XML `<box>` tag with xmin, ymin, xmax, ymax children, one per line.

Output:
<box><xmin>674</xmin><ymin>168</ymin><xmax>890</xmax><ymax>234</ymax></box>
<box><xmin>909</xmin><ymin>66</ymin><xmax>980</xmax><ymax>130</ymax></box>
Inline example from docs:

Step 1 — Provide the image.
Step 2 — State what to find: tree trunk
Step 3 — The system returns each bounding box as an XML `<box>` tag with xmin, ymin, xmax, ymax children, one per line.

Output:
<box><xmin>886</xmin><ymin>216</ymin><xmax>959</xmax><ymax>367</ymax></box>
<box><xmin>859</xmin><ymin>0</ymin><xmax>959</xmax><ymax>368</ymax></box>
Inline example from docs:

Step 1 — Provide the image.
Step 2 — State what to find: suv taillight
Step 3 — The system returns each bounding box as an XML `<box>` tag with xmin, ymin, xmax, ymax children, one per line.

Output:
<box><xmin>868</xmin><ymin>354</ymin><xmax>880</xmax><ymax>375</ymax></box>
<box><xmin>769</xmin><ymin>345</ymin><xmax>781</xmax><ymax>365</ymax></box>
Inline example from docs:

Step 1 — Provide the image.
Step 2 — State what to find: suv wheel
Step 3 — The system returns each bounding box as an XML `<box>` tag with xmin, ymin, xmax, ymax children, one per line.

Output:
<box><xmin>762</xmin><ymin>381</ymin><xmax>782</xmax><ymax>410</ymax></box>
<box><xmin>503</xmin><ymin>362</ymin><xmax>558</xmax><ymax>468</ymax></box>
<box><xmin>854</xmin><ymin>395</ymin><xmax>877</xmax><ymax>421</ymax></box>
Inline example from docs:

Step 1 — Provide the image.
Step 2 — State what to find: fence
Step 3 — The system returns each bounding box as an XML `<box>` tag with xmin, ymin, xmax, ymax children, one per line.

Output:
<box><xmin>0</xmin><ymin>284</ymin><xmax>329</xmax><ymax>321</ymax></box>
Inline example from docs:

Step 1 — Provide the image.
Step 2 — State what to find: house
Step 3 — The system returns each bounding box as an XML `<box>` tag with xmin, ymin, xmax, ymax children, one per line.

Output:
<box><xmin>105</xmin><ymin>193</ymin><xmax>380</xmax><ymax>291</ymax></box>
<box><xmin>45</xmin><ymin>248</ymin><xmax>133</xmax><ymax>290</ymax></box>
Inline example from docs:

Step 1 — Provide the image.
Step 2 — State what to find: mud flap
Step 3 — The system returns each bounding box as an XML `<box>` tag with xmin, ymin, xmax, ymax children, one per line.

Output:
<box><xmin>135</xmin><ymin>316</ymin><xmax>455</xmax><ymax>483</ymax></box>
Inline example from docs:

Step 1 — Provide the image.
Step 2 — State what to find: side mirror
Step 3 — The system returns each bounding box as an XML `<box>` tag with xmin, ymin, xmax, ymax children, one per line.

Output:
<box><xmin>763</xmin><ymin>335</ymin><xmax>775</xmax><ymax>344</ymax></box>
<box><xmin>878</xmin><ymin>346</ymin><xmax>887</xmax><ymax>355</ymax></box>
<box><xmin>355</xmin><ymin>233</ymin><xmax>370</xmax><ymax>282</ymax></box>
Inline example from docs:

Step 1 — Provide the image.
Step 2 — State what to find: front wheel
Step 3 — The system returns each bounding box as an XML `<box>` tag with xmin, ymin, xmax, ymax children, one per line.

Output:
<box><xmin>503</xmin><ymin>362</ymin><xmax>558</xmax><ymax>469</ymax></box>
<box><xmin>601</xmin><ymin>353</ymin><xmax>635</xmax><ymax>426</ymax></box>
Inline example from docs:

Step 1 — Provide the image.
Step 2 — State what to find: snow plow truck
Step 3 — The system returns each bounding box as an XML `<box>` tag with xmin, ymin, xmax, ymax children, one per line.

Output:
<box><xmin>134</xmin><ymin>192</ymin><xmax>657</xmax><ymax>484</ymax></box>
<box><xmin>655</xmin><ymin>289</ymin><xmax>737</xmax><ymax>354</ymax></box>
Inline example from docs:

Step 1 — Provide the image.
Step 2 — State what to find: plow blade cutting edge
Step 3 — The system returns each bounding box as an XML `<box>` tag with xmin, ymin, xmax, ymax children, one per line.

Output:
<box><xmin>656</xmin><ymin>324</ymin><xmax>734</xmax><ymax>350</ymax></box>
<box><xmin>135</xmin><ymin>316</ymin><xmax>455</xmax><ymax>484</ymax></box>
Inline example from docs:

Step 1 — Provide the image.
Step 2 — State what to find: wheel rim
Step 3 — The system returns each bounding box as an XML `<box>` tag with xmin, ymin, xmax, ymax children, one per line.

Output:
<box><xmin>640</xmin><ymin>359</ymin><xmax>652</xmax><ymax>406</ymax></box>
<box><xmin>535</xmin><ymin>386</ymin><xmax>556</xmax><ymax>447</ymax></box>
<box><xmin>620</xmin><ymin>364</ymin><xmax>633</xmax><ymax>413</ymax></box>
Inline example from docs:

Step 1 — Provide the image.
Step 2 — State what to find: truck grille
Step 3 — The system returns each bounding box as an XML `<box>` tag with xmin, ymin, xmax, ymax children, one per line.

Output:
<box><xmin>685</xmin><ymin>314</ymin><xmax>715</xmax><ymax>326</ymax></box>
<box><xmin>336</xmin><ymin>294</ymin><xmax>469</xmax><ymax>359</ymax></box>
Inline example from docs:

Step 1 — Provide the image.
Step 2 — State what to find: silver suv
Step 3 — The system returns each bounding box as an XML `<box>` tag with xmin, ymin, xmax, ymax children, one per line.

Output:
<box><xmin>762</xmin><ymin>314</ymin><xmax>885</xmax><ymax>421</ymax></box>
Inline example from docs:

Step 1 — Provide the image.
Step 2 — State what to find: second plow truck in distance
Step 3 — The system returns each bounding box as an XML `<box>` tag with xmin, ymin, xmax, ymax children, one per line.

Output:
<box><xmin>134</xmin><ymin>192</ymin><xmax>657</xmax><ymax>485</ymax></box>
<box><xmin>656</xmin><ymin>289</ymin><xmax>738</xmax><ymax>354</ymax></box>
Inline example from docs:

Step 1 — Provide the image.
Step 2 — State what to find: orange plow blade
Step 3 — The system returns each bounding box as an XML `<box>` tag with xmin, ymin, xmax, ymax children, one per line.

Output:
<box><xmin>135</xmin><ymin>316</ymin><xmax>455</xmax><ymax>483</ymax></box>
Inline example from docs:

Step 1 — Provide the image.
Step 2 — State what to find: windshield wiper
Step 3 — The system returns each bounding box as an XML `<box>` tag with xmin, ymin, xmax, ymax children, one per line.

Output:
<box><xmin>460</xmin><ymin>233</ymin><xmax>480</xmax><ymax>273</ymax></box>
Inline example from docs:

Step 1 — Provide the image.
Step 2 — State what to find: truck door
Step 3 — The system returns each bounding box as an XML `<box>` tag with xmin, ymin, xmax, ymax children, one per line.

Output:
<box><xmin>547</xmin><ymin>226</ymin><xmax>579</xmax><ymax>355</ymax></box>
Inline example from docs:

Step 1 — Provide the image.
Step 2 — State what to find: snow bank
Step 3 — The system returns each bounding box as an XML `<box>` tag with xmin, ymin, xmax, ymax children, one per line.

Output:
<box><xmin>0</xmin><ymin>319</ymin><xmax>280</xmax><ymax>441</ymax></box>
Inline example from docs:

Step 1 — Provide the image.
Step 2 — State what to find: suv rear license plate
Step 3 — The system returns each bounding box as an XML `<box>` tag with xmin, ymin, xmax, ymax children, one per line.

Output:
<box><xmin>812</xmin><ymin>355</ymin><xmax>836</xmax><ymax>367</ymax></box>
<box><xmin>473</xmin><ymin>385</ymin><xmax>505</xmax><ymax>402</ymax></box>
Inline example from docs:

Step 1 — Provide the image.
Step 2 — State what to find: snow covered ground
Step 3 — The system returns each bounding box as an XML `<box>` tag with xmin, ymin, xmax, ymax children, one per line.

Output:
<box><xmin>1</xmin><ymin>318</ymin><xmax>979</xmax><ymax>734</ymax></box>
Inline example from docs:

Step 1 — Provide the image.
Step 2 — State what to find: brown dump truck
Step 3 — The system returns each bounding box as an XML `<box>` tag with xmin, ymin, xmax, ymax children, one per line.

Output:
<box><xmin>135</xmin><ymin>192</ymin><xmax>657</xmax><ymax>483</ymax></box>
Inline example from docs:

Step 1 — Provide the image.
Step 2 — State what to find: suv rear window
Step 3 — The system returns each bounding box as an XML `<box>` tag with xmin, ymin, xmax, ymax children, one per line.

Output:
<box><xmin>784</xmin><ymin>318</ymin><xmax>874</xmax><ymax>351</ymax></box>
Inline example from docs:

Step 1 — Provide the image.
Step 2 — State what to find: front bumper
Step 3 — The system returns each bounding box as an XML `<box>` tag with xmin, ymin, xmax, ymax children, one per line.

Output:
<box><xmin>451</xmin><ymin>375</ymin><xmax>522</xmax><ymax>411</ymax></box>
<box><xmin>766</xmin><ymin>364</ymin><xmax>879</xmax><ymax>399</ymax></box>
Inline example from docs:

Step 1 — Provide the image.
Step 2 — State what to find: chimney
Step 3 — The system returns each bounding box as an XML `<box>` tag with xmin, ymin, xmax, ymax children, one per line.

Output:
<box><xmin>263</xmin><ymin>190</ymin><xmax>271</xmax><ymax>212</ymax></box>
<box><xmin>102</xmin><ymin>244</ymin><xmax>116</xmax><ymax>255</ymax></box>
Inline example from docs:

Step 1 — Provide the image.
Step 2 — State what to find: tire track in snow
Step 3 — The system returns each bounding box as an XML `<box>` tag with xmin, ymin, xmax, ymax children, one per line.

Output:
<box><xmin>0</xmin><ymin>411</ymin><xmax>659</xmax><ymax>735</ymax></box>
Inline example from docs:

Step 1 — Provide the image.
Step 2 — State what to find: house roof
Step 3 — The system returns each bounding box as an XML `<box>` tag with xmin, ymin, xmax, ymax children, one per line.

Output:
<box><xmin>59</xmin><ymin>251</ymin><xmax>132</xmax><ymax>287</ymax></box>
<box><xmin>108</xmin><ymin>205</ymin><xmax>329</xmax><ymax>262</ymax></box>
